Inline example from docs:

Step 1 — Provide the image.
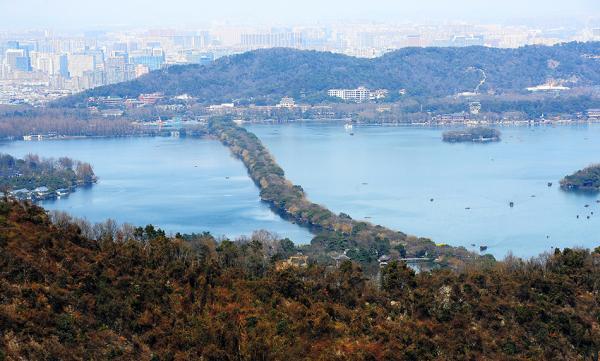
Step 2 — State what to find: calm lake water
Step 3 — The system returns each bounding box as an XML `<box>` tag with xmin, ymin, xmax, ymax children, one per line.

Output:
<box><xmin>0</xmin><ymin>137</ymin><xmax>313</xmax><ymax>242</ymax></box>
<box><xmin>248</xmin><ymin>122</ymin><xmax>600</xmax><ymax>258</ymax></box>
<box><xmin>2</xmin><ymin>124</ymin><xmax>600</xmax><ymax>258</ymax></box>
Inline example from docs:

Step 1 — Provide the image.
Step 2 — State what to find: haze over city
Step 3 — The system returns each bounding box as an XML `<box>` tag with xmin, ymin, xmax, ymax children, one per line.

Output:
<box><xmin>1</xmin><ymin>0</ymin><xmax>599</xmax><ymax>29</ymax></box>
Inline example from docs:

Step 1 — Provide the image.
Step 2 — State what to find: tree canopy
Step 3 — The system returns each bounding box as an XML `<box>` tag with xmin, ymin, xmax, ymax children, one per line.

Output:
<box><xmin>0</xmin><ymin>200</ymin><xmax>598</xmax><ymax>360</ymax></box>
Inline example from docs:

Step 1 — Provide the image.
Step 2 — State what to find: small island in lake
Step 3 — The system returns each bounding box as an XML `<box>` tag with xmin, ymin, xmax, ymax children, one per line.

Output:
<box><xmin>442</xmin><ymin>127</ymin><xmax>501</xmax><ymax>143</ymax></box>
<box><xmin>560</xmin><ymin>164</ymin><xmax>600</xmax><ymax>192</ymax></box>
<box><xmin>0</xmin><ymin>153</ymin><xmax>97</xmax><ymax>201</ymax></box>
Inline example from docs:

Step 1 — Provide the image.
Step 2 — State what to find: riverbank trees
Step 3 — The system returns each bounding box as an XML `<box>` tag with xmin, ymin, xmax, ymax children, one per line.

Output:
<box><xmin>0</xmin><ymin>106</ymin><xmax>144</xmax><ymax>138</ymax></box>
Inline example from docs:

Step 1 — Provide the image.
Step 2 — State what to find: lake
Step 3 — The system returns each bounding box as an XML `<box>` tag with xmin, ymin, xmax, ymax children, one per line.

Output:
<box><xmin>248</xmin><ymin>122</ymin><xmax>600</xmax><ymax>258</ymax></box>
<box><xmin>0</xmin><ymin>137</ymin><xmax>313</xmax><ymax>242</ymax></box>
<box><xmin>2</xmin><ymin>123</ymin><xmax>600</xmax><ymax>259</ymax></box>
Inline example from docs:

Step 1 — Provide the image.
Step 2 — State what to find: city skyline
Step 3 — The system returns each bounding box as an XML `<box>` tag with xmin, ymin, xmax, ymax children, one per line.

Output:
<box><xmin>1</xmin><ymin>0</ymin><xmax>599</xmax><ymax>30</ymax></box>
<box><xmin>1</xmin><ymin>0</ymin><xmax>600</xmax><ymax>106</ymax></box>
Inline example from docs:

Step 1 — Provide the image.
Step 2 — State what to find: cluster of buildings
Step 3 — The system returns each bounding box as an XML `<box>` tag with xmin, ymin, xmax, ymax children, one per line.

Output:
<box><xmin>9</xmin><ymin>186</ymin><xmax>71</xmax><ymax>202</ymax></box>
<box><xmin>86</xmin><ymin>92</ymin><xmax>169</xmax><ymax>116</ymax></box>
<box><xmin>0</xmin><ymin>35</ymin><xmax>215</xmax><ymax>105</ymax></box>
<box><xmin>587</xmin><ymin>109</ymin><xmax>600</xmax><ymax>121</ymax></box>
<box><xmin>328</xmin><ymin>87</ymin><xmax>389</xmax><ymax>102</ymax></box>
<box><xmin>431</xmin><ymin>108</ymin><xmax>600</xmax><ymax>125</ymax></box>
<box><xmin>0</xmin><ymin>40</ymin><xmax>167</xmax><ymax>87</ymax></box>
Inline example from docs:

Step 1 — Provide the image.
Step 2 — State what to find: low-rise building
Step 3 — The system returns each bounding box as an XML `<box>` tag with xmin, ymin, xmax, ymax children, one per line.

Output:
<box><xmin>277</xmin><ymin>96</ymin><xmax>296</xmax><ymax>108</ymax></box>
<box><xmin>328</xmin><ymin>87</ymin><xmax>388</xmax><ymax>102</ymax></box>
<box><xmin>434</xmin><ymin>113</ymin><xmax>470</xmax><ymax>123</ymax></box>
<box><xmin>138</xmin><ymin>92</ymin><xmax>164</xmax><ymax>105</ymax></box>
<box><xmin>101</xmin><ymin>109</ymin><xmax>124</xmax><ymax>118</ymax></box>
<box><xmin>587</xmin><ymin>109</ymin><xmax>600</xmax><ymax>121</ymax></box>
<box><xmin>275</xmin><ymin>255</ymin><xmax>309</xmax><ymax>271</ymax></box>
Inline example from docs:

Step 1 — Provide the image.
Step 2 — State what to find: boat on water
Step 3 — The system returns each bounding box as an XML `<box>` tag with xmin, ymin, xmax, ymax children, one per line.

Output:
<box><xmin>344</xmin><ymin>123</ymin><xmax>353</xmax><ymax>131</ymax></box>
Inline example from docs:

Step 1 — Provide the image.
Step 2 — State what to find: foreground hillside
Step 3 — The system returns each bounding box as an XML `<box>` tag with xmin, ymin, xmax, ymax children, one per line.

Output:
<box><xmin>1</xmin><ymin>200</ymin><xmax>599</xmax><ymax>360</ymax></box>
<box><xmin>56</xmin><ymin>42</ymin><xmax>600</xmax><ymax>106</ymax></box>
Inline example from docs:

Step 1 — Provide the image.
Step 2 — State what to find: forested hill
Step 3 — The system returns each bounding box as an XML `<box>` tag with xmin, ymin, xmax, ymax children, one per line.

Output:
<box><xmin>56</xmin><ymin>42</ymin><xmax>600</xmax><ymax>106</ymax></box>
<box><xmin>1</xmin><ymin>200</ymin><xmax>599</xmax><ymax>359</ymax></box>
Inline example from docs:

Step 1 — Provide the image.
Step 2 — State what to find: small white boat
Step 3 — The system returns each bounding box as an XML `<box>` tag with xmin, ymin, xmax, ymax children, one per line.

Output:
<box><xmin>344</xmin><ymin>123</ymin><xmax>353</xmax><ymax>131</ymax></box>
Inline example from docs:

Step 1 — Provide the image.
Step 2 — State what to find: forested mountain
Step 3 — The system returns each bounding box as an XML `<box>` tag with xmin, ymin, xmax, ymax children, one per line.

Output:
<box><xmin>1</xmin><ymin>200</ymin><xmax>599</xmax><ymax>360</ymax></box>
<box><xmin>56</xmin><ymin>42</ymin><xmax>600</xmax><ymax>106</ymax></box>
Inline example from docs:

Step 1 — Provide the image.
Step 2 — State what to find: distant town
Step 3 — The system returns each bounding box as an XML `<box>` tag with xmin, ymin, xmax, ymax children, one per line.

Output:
<box><xmin>3</xmin><ymin>86</ymin><xmax>599</xmax><ymax>142</ymax></box>
<box><xmin>2</xmin><ymin>21</ymin><xmax>600</xmax><ymax>105</ymax></box>
<box><xmin>67</xmin><ymin>91</ymin><xmax>600</xmax><ymax>125</ymax></box>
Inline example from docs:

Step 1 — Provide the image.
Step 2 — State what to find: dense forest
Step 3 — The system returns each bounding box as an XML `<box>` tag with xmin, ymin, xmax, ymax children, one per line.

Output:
<box><xmin>55</xmin><ymin>42</ymin><xmax>600</xmax><ymax>107</ymax></box>
<box><xmin>442</xmin><ymin>127</ymin><xmax>501</xmax><ymax>143</ymax></box>
<box><xmin>0</xmin><ymin>199</ymin><xmax>598</xmax><ymax>360</ymax></box>
<box><xmin>0</xmin><ymin>153</ymin><xmax>95</xmax><ymax>192</ymax></box>
<box><xmin>560</xmin><ymin>164</ymin><xmax>600</xmax><ymax>192</ymax></box>
<box><xmin>208</xmin><ymin>117</ymin><xmax>475</xmax><ymax>269</ymax></box>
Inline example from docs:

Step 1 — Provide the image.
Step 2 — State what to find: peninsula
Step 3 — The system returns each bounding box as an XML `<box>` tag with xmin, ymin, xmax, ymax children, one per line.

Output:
<box><xmin>0</xmin><ymin>153</ymin><xmax>96</xmax><ymax>200</ymax></box>
<box><xmin>560</xmin><ymin>164</ymin><xmax>600</xmax><ymax>192</ymax></box>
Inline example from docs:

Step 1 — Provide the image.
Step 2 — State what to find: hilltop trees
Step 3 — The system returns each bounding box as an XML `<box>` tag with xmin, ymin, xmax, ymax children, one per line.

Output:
<box><xmin>0</xmin><ymin>106</ymin><xmax>145</xmax><ymax>138</ymax></box>
<box><xmin>0</xmin><ymin>199</ymin><xmax>599</xmax><ymax>359</ymax></box>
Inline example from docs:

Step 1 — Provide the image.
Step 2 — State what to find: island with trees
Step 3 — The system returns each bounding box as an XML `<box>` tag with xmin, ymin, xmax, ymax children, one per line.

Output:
<box><xmin>442</xmin><ymin>127</ymin><xmax>501</xmax><ymax>143</ymax></box>
<box><xmin>0</xmin><ymin>199</ymin><xmax>598</xmax><ymax>360</ymax></box>
<box><xmin>0</xmin><ymin>153</ymin><xmax>96</xmax><ymax>200</ymax></box>
<box><xmin>560</xmin><ymin>164</ymin><xmax>600</xmax><ymax>192</ymax></box>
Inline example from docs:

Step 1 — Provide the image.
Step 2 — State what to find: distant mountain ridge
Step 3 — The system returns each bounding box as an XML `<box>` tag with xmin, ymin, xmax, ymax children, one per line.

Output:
<box><xmin>56</xmin><ymin>42</ymin><xmax>600</xmax><ymax>106</ymax></box>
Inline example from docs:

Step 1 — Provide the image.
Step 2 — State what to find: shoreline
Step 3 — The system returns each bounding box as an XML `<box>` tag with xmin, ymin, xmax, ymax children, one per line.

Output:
<box><xmin>1</xmin><ymin>117</ymin><xmax>599</xmax><ymax>142</ymax></box>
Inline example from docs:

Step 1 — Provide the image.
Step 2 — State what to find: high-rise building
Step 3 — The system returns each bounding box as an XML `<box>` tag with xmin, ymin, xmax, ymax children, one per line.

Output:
<box><xmin>113</xmin><ymin>42</ymin><xmax>128</xmax><ymax>52</ymax></box>
<box><xmin>406</xmin><ymin>35</ymin><xmax>422</xmax><ymax>47</ymax></box>
<box><xmin>105</xmin><ymin>55</ymin><xmax>133</xmax><ymax>84</ymax></box>
<box><xmin>30</xmin><ymin>51</ymin><xmax>55</xmax><ymax>74</ymax></box>
<box><xmin>240</xmin><ymin>31</ymin><xmax>302</xmax><ymax>49</ymax></box>
<box><xmin>57</xmin><ymin>54</ymin><xmax>69</xmax><ymax>78</ymax></box>
<box><xmin>84</xmin><ymin>48</ymin><xmax>105</xmax><ymax>69</ymax></box>
<box><xmin>193</xmin><ymin>31</ymin><xmax>211</xmax><ymax>49</ymax></box>
<box><xmin>451</xmin><ymin>35</ymin><xmax>485</xmax><ymax>47</ymax></box>
<box><xmin>6</xmin><ymin>41</ymin><xmax>19</xmax><ymax>49</ymax></box>
<box><xmin>67</xmin><ymin>54</ymin><xmax>95</xmax><ymax>77</ymax></box>
<box><xmin>184</xmin><ymin>51</ymin><xmax>214</xmax><ymax>65</ymax></box>
<box><xmin>4</xmin><ymin>49</ymin><xmax>31</xmax><ymax>72</ymax></box>
<box><xmin>130</xmin><ymin>48</ymin><xmax>165</xmax><ymax>71</ymax></box>
<box><xmin>357</xmin><ymin>32</ymin><xmax>375</xmax><ymax>48</ymax></box>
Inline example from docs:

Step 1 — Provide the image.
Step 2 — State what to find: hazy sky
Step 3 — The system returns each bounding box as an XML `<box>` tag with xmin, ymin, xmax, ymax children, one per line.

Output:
<box><xmin>1</xmin><ymin>0</ymin><xmax>599</xmax><ymax>29</ymax></box>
